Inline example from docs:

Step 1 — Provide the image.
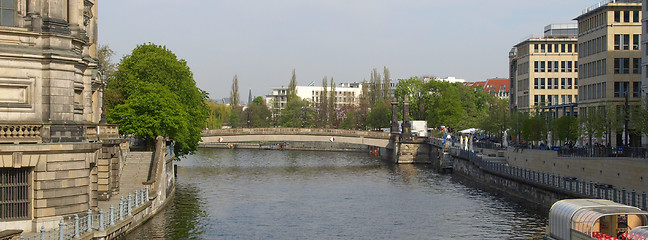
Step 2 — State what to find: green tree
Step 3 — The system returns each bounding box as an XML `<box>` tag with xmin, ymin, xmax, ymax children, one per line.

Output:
<box><xmin>108</xmin><ymin>82</ymin><xmax>191</xmax><ymax>152</ymax></box>
<box><xmin>106</xmin><ymin>43</ymin><xmax>208</xmax><ymax>157</ymax></box>
<box><xmin>521</xmin><ymin>116</ymin><xmax>547</xmax><ymax>144</ymax></box>
<box><xmin>205</xmin><ymin>100</ymin><xmax>230</xmax><ymax>129</ymax></box>
<box><xmin>230</xmin><ymin>75</ymin><xmax>240</xmax><ymax>107</ymax></box>
<box><xmin>98</xmin><ymin>44</ymin><xmax>117</xmax><ymax>80</ymax></box>
<box><xmin>509</xmin><ymin>111</ymin><xmax>528</xmax><ymax>145</ymax></box>
<box><xmin>245</xmin><ymin>96</ymin><xmax>272</xmax><ymax>127</ymax></box>
<box><xmin>630</xmin><ymin>96</ymin><xmax>648</xmax><ymax>136</ymax></box>
<box><xmin>551</xmin><ymin>116</ymin><xmax>579</xmax><ymax>145</ymax></box>
<box><xmin>278</xmin><ymin>98</ymin><xmax>315</xmax><ymax>128</ymax></box>
<box><xmin>319</xmin><ymin>76</ymin><xmax>329</xmax><ymax>128</ymax></box>
<box><xmin>383</xmin><ymin>66</ymin><xmax>391</xmax><ymax>100</ymax></box>
<box><xmin>329</xmin><ymin>77</ymin><xmax>336</xmax><ymax>125</ymax></box>
<box><xmin>287</xmin><ymin>69</ymin><xmax>298</xmax><ymax>101</ymax></box>
<box><xmin>579</xmin><ymin>107</ymin><xmax>598</xmax><ymax>146</ymax></box>
<box><xmin>478</xmin><ymin>97</ymin><xmax>509</xmax><ymax>142</ymax></box>
<box><xmin>365</xmin><ymin>99</ymin><xmax>390</xmax><ymax>129</ymax></box>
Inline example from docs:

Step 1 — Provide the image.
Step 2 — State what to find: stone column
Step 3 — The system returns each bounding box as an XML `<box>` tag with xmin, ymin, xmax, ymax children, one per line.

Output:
<box><xmin>68</xmin><ymin>0</ymin><xmax>80</xmax><ymax>35</ymax></box>
<box><xmin>390</xmin><ymin>98</ymin><xmax>399</xmax><ymax>134</ymax></box>
<box><xmin>401</xmin><ymin>95</ymin><xmax>411</xmax><ymax>139</ymax></box>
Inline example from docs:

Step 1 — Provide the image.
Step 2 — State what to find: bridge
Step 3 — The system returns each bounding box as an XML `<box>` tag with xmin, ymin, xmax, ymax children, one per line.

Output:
<box><xmin>202</xmin><ymin>128</ymin><xmax>391</xmax><ymax>147</ymax></box>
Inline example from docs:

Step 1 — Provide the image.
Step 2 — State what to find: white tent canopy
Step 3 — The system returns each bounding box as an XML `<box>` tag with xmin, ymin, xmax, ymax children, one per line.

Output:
<box><xmin>459</xmin><ymin>128</ymin><xmax>479</xmax><ymax>134</ymax></box>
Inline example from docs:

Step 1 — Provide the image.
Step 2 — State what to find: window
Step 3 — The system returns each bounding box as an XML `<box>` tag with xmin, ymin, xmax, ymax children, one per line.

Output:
<box><xmin>568</xmin><ymin>44</ymin><xmax>573</xmax><ymax>53</ymax></box>
<box><xmin>534</xmin><ymin>78</ymin><xmax>540</xmax><ymax>89</ymax></box>
<box><xmin>0</xmin><ymin>168</ymin><xmax>30</xmax><ymax>220</ymax></box>
<box><xmin>561</xmin><ymin>61</ymin><xmax>567</xmax><ymax>72</ymax></box>
<box><xmin>0</xmin><ymin>0</ymin><xmax>14</xmax><ymax>27</ymax></box>
<box><xmin>634</xmin><ymin>58</ymin><xmax>641</xmax><ymax>74</ymax></box>
<box><xmin>561</xmin><ymin>44</ymin><xmax>566</xmax><ymax>53</ymax></box>
<box><xmin>540</xmin><ymin>44</ymin><xmax>545</xmax><ymax>53</ymax></box>
<box><xmin>634</xmin><ymin>34</ymin><xmax>640</xmax><ymax>50</ymax></box>
<box><xmin>633</xmin><ymin>82</ymin><xmax>642</xmax><ymax>97</ymax></box>
<box><xmin>614</xmin><ymin>82</ymin><xmax>629</xmax><ymax>97</ymax></box>
<box><xmin>624</xmin><ymin>11</ymin><xmax>630</xmax><ymax>22</ymax></box>
<box><xmin>634</xmin><ymin>11</ymin><xmax>639</xmax><ymax>23</ymax></box>
<box><xmin>547</xmin><ymin>78</ymin><xmax>553</xmax><ymax>89</ymax></box>
<box><xmin>615</xmin><ymin>11</ymin><xmax>621</xmax><ymax>22</ymax></box>
<box><xmin>623</xmin><ymin>34</ymin><xmax>630</xmax><ymax>50</ymax></box>
<box><xmin>567</xmin><ymin>61</ymin><xmax>573</xmax><ymax>72</ymax></box>
<box><xmin>534</xmin><ymin>44</ymin><xmax>539</xmax><ymax>53</ymax></box>
<box><xmin>540</xmin><ymin>61</ymin><xmax>545</xmax><ymax>72</ymax></box>
<box><xmin>548</xmin><ymin>44</ymin><xmax>553</xmax><ymax>53</ymax></box>
<box><xmin>552</xmin><ymin>61</ymin><xmax>558</xmax><ymax>72</ymax></box>
<box><xmin>534</xmin><ymin>61</ymin><xmax>539</xmax><ymax>72</ymax></box>
<box><xmin>552</xmin><ymin>78</ymin><xmax>559</xmax><ymax>89</ymax></box>
<box><xmin>602</xmin><ymin>82</ymin><xmax>606</xmax><ymax>98</ymax></box>
<box><xmin>615</xmin><ymin>58</ymin><xmax>630</xmax><ymax>74</ymax></box>
<box><xmin>615</xmin><ymin>34</ymin><xmax>621</xmax><ymax>50</ymax></box>
<box><xmin>540</xmin><ymin>78</ymin><xmax>545</xmax><ymax>89</ymax></box>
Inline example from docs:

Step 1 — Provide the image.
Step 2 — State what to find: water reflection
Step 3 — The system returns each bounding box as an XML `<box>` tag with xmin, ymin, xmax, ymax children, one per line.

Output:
<box><xmin>128</xmin><ymin>149</ymin><xmax>547</xmax><ymax>239</ymax></box>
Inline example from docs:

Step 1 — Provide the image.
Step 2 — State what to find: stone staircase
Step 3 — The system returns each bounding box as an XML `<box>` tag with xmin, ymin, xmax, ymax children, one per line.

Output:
<box><xmin>120</xmin><ymin>151</ymin><xmax>153</xmax><ymax>193</ymax></box>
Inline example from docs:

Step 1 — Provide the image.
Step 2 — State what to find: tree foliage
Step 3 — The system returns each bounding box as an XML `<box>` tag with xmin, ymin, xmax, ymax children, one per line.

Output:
<box><xmin>521</xmin><ymin>117</ymin><xmax>547</xmax><ymax>143</ymax></box>
<box><xmin>478</xmin><ymin>97</ymin><xmax>510</xmax><ymax>141</ymax></box>
<box><xmin>551</xmin><ymin>116</ymin><xmax>579</xmax><ymax>144</ymax></box>
<box><xmin>106</xmin><ymin>43</ymin><xmax>208</xmax><ymax>157</ymax></box>
<box><xmin>230</xmin><ymin>75</ymin><xmax>240</xmax><ymax>107</ymax></box>
<box><xmin>365</xmin><ymin>99</ymin><xmax>391</xmax><ymax>129</ymax></box>
<box><xmin>278</xmin><ymin>98</ymin><xmax>315</xmax><ymax>128</ymax></box>
<box><xmin>245</xmin><ymin>96</ymin><xmax>272</xmax><ymax>127</ymax></box>
<box><xmin>205</xmin><ymin>100</ymin><xmax>230</xmax><ymax>129</ymax></box>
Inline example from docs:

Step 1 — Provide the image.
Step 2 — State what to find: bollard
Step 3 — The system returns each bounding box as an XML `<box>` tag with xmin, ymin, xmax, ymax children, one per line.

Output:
<box><xmin>110</xmin><ymin>205</ymin><xmax>115</xmax><ymax>226</ymax></box>
<box><xmin>87</xmin><ymin>209</ymin><xmax>92</xmax><ymax>233</ymax></box>
<box><xmin>99</xmin><ymin>209</ymin><xmax>105</xmax><ymax>231</ymax></box>
<box><xmin>119</xmin><ymin>197</ymin><xmax>125</xmax><ymax>221</ymax></box>
<box><xmin>74</xmin><ymin>214</ymin><xmax>80</xmax><ymax>238</ymax></box>
<box><xmin>59</xmin><ymin>220</ymin><xmax>64</xmax><ymax>240</ymax></box>
<box><xmin>40</xmin><ymin>226</ymin><xmax>45</xmax><ymax>240</ymax></box>
<box><xmin>128</xmin><ymin>193</ymin><xmax>133</xmax><ymax>216</ymax></box>
<box><xmin>135</xmin><ymin>190</ymin><xmax>140</xmax><ymax>207</ymax></box>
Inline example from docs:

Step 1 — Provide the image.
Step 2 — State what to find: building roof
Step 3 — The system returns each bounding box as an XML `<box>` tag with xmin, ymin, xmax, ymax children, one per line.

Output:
<box><xmin>464</xmin><ymin>78</ymin><xmax>510</xmax><ymax>94</ymax></box>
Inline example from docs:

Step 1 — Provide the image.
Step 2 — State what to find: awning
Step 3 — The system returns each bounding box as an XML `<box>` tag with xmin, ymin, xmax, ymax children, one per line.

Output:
<box><xmin>548</xmin><ymin>199</ymin><xmax>648</xmax><ymax>240</ymax></box>
<box><xmin>627</xmin><ymin>226</ymin><xmax>648</xmax><ymax>240</ymax></box>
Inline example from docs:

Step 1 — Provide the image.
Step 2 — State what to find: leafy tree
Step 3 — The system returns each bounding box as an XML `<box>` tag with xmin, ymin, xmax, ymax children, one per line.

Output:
<box><xmin>278</xmin><ymin>98</ymin><xmax>315</xmax><ymax>128</ymax></box>
<box><xmin>229</xmin><ymin>106</ymin><xmax>243</xmax><ymax>128</ymax></box>
<box><xmin>98</xmin><ymin>44</ymin><xmax>117</xmax><ymax>79</ymax></box>
<box><xmin>521</xmin><ymin>116</ymin><xmax>547</xmax><ymax>144</ymax></box>
<box><xmin>365</xmin><ymin>99</ymin><xmax>390</xmax><ymax>129</ymax></box>
<box><xmin>579</xmin><ymin>107</ymin><xmax>599</xmax><ymax>146</ymax></box>
<box><xmin>245</xmin><ymin>96</ymin><xmax>272</xmax><ymax>127</ymax></box>
<box><xmin>394</xmin><ymin>77</ymin><xmax>426</xmax><ymax>120</ymax></box>
<box><xmin>509</xmin><ymin>111</ymin><xmax>528</xmax><ymax>145</ymax></box>
<box><xmin>319</xmin><ymin>76</ymin><xmax>329</xmax><ymax>128</ymax></box>
<box><xmin>478</xmin><ymin>97</ymin><xmax>509</xmax><ymax>142</ymax></box>
<box><xmin>288</xmin><ymin>69</ymin><xmax>298</xmax><ymax>101</ymax></box>
<box><xmin>383</xmin><ymin>66</ymin><xmax>391</xmax><ymax>100</ymax></box>
<box><xmin>108</xmin><ymin>82</ymin><xmax>191</xmax><ymax>152</ymax></box>
<box><xmin>551</xmin><ymin>116</ymin><xmax>579</xmax><ymax>145</ymax></box>
<box><xmin>106</xmin><ymin>43</ymin><xmax>208</xmax><ymax>156</ymax></box>
<box><xmin>337</xmin><ymin>105</ymin><xmax>360</xmax><ymax>130</ymax></box>
<box><xmin>230</xmin><ymin>75</ymin><xmax>240</xmax><ymax>107</ymax></box>
<box><xmin>205</xmin><ymin>100</ymin><xmax>230</xmax><ymax>129</ymax></box>
<box><xmin>630</xmin><ymin>96</ymin><xmax>648</xmax><ymax>136</ymax></box>
<box><xmin>329</xmin><ymin>77</ymin><xmax>336</xmax><ymax>125</ymax></box>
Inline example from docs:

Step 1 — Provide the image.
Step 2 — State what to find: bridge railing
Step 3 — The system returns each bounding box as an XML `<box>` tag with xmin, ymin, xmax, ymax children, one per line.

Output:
<box><xmin>203</xmin><ymin>128</ymin><xmax>391</xmax><ymax>139</ymax></box>
<box><xmin>450</xmin><ymin>148</ymin><xmax>648</xmax><ymax>210</ymax></box>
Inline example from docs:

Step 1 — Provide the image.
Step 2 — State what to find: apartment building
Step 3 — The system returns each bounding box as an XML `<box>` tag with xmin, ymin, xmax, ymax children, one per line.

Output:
<box><xmin>575</xmin><ymin>0</ymin><xmax>642</xmax><ymax>146</ymax></box>
<box><xmin>266</xmin><ymin>83</ymin><xmax>364</xmax><ymax>112</ymax></box>
<box><xmin>509</xmin><ymin>24</ymin><xmax>580</xmax><ymax>115</ymax></box>
<box><xmin>642</xmin><ymin>0</ymin><xmax>648</xmax><ymax>145</ymax></box>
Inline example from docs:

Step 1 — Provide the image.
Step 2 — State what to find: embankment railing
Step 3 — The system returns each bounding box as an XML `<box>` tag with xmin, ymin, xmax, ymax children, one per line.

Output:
<box><xmin>22</xmin><ymin>187</ymin><xmax>150</xmax><ymax>240</ymax></box>
<box><xmin>450</xmin><ymin>147</ymin><xmax>648</xmax><ymax>210</ymax></box>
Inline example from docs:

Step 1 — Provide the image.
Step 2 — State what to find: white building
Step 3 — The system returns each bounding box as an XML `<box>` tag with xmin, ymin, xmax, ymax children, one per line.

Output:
<box><xmin>266</xmin><ymin>84</ymin><xmax>364</xmax><ymax>111</ymax></box>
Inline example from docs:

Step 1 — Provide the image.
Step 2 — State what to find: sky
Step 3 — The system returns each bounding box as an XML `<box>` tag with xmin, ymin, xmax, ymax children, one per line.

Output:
<box><xmin>99</xmin><ymin>0</ymin><xmax>604</xmax><ymax>102</ymax></box>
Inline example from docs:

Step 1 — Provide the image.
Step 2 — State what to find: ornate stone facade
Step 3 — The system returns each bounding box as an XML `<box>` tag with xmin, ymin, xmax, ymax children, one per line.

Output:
<box><xmin>0</xmin><ymin>1</ymin><xmax>127</xmax><ymax>234</ymax></box>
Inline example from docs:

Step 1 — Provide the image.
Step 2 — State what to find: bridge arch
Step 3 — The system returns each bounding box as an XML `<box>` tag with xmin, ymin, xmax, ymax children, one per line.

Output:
<box><xmin>202</xmin><ymin>128</ymin><xmax>390</xmax><ymax>147</ymax></box>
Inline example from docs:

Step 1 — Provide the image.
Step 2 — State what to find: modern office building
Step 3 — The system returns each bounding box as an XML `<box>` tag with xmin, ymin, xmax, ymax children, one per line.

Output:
<box><xmin>509</xmin><ymin>24</ymin><xmax>580</xmax><ymax>116</ymax></box>
<box><xmin>575</xmin><ymin>0</ymin><xmax>642</xmax><ymax>147</ymax></box>
<box><xmin>642</xmin><ymin>0</ymin><xmax>648</xmax><ymax>146</ymax></box>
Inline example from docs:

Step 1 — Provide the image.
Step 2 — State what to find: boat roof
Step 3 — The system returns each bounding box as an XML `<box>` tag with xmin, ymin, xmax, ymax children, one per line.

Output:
<box><xmin>627</xmin><ymin>226</ymin><xmax>648</xmax><ymax>240</ymax></box>
<box><xmin>549</xmin><ymin>199</ymin><xmax>648</xmax><ymax>240</ymax></box>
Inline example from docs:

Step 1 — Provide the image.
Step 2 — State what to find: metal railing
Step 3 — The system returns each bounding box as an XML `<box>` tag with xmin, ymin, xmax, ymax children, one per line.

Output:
<box><xmin>451</xmin><ymin>147</ymin><xmax>648</xmax><ymax>210</ymax></box>
<box><xmin>22</xmin><ymin>187</ymin><xmax>149</xmax><ymax>240</ymax></box>
<box><xmin>558</xmin><ymin>146</ymin><xmax>648</xmax><ymax>159</ymax></box>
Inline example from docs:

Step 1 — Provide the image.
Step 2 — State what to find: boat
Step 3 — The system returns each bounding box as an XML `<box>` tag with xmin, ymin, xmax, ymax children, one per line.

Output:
<box><xmin>546</xmin><ymin>199</ymin><xmax>648</xmax><ymax>240</ymax></box>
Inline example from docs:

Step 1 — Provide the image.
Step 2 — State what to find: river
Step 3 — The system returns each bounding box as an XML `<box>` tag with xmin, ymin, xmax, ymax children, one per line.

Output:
<box><xmin>125</xmin><ymin>148</ymin><xmax>548</xmax><ymax>239</ymax></box>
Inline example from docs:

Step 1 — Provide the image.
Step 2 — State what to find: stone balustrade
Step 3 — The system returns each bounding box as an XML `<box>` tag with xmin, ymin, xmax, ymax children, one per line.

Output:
<box><xmin>204</xmin><ymin>128</ymin><xmax>391</xmax><ymax>139</ymax></box>
<box><xmin>0</xmin><ymin>123</ymin><xmax>42</xmax><ymax>143</ymax></box>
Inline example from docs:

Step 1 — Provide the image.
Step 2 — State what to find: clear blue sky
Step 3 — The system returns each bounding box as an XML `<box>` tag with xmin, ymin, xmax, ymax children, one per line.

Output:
<box><xmin>99</xmin><ymin>0</ymin><xmax>601</xmax><ymax>101</ymax></box>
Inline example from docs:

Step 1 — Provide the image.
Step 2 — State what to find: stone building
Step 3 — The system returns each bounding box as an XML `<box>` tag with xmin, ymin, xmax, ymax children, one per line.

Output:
<box><xmin>509</xmin><ymin>24</ymin><xmax>579</xmax><ymax>116</ymax></box>
<box><xmin>575</xmin><ymin>0</ymin><xmax>643</xmax><ymax>147</ymax></box>
<box><xmin>0</xmin><ymin>0</ymin><xmax>127</xmax><ymax>233</ymax></box>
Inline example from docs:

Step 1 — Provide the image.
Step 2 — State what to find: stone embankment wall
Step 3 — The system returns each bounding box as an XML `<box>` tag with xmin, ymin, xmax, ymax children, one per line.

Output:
<box><xmin>505</xmin><ymin>148</ymin><xmax>648</xmax><ymax>194</ymax></box>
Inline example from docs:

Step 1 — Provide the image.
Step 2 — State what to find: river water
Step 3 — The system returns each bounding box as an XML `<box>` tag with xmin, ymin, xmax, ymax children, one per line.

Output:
<box><xmin>126</xmin><ymin>149</ymin><xmax>548</xmax><ymax>239</ymax></box>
